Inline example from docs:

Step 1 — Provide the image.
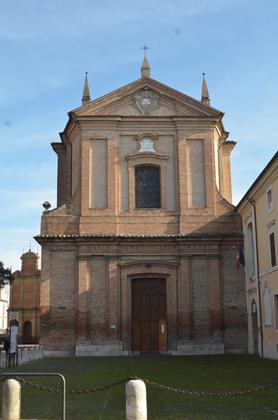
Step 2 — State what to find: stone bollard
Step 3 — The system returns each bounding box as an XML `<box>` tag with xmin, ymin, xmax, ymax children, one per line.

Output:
<box><xmin>34</xmin><ymin>347</ymin><xmax>38</xmax><ymax>360</ymax></box>
<box><xmin>2</xmin><ymin>379</ymin><xmax>21</xmax><ymax>420</ymax></box>
<box><xmin>17</xmin><ymin>349</ymin><xmax>22</xmax><ymax>366</ymax></box>
<box><xmin>0</xmin><ymin>350</ymin><xmax>7</xmax><ymax>368</ymax></box>
<box><xmin>126</xmin><ymin>379</ymin><xmax>147</xmax><ymax>420</ymax></box>
<box><xmin>22</xmin><ymin>348</ymin><xmax>28</xmax><ymax>364</ymax></box>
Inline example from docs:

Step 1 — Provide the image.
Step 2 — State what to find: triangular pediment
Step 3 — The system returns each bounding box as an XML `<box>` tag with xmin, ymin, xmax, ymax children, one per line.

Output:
<box><xmin>72</xmin><ymin>78</ymin><xmax>223</xmax><ymax>119</ymax></box>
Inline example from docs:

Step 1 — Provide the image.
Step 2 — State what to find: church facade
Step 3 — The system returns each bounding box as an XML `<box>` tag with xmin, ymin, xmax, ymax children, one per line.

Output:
<box><xmin>9</xmin><ymin>251</ymin><xmax>40</xmax><ymax>344</ymax></box>
<box><xmin>36</xmin><ymin>58</ymin><xmax>247</xmax><ymax>356</ymax></box>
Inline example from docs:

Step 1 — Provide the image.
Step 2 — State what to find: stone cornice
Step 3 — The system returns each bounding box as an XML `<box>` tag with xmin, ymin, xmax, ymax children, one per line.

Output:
<box><xmin>118</xmin><ymin>261</ymin><xmax>179</xmax><ymax>268</ymax></box>
<box><xmin>71</xmin><ymin>115</ymin><xmax>220</xmax><ymax>123</ymax></box>
<box><xmin>219</xmin><ymin>141</ymin><xmax>236</xmax><ymax>155</ymax></box>
<box><xmin>35</xmin><ymin>232</ymin><xmax>242</xmax><ymax>243</ymax></box>
<box><xmin>126</xmin><ymin>152</ymin><xmax>169</xmax><ymax>161</ymax></box>
<box><xmin>51</xmin><ymin>142</ymin><xmax>66</xmax><ymax>154</ymax></box>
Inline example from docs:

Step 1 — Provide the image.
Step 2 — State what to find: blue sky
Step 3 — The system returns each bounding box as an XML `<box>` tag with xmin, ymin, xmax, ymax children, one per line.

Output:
<box><xmin>0</xmin><ymin>0</ymin><xmax>277</xmax><ymax>270</ymax></box>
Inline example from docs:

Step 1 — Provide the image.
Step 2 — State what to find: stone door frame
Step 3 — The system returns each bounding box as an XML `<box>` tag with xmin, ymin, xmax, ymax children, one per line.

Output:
<box><xmin>118</xmin><ymin>261</ymin><xmax>179</xmax><ymax>352</ymax></box>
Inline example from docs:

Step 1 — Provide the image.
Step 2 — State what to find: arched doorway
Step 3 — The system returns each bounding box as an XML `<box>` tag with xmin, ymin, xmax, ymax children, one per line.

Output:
<box><xmin>132</xmin><ymin>278</ymin><xmax>167</xmax><ymax>352</ymax></box>
<box><xmin>23</xmin><ymin>320</ymin><xmax>32</xmax><ymax>343</ymax></box>
<box><xmin>251</xmin><ymin>300</ymin><xmax>258</xmax><ymax>355</ymax></box>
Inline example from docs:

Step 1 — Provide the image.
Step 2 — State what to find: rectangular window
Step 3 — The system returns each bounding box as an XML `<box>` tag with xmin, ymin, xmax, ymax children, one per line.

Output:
<box><xmin>275</xmin><ymin>295</ymin><xmax>278</xmax><ymax>329</ymax></box>
<box><xmin>135</xmin><ymin>166</ymin><xmax>161</xmax><ymax>208</ymax></box>
<box><xmin>267</xmin><ymin>188</ymin><xmax>273</xmax><ymax>212</ymax></box>
<box><xmin>270</xmin><ymin>232</ymin><xmax>277</xmax><ymax>267</ymax></box>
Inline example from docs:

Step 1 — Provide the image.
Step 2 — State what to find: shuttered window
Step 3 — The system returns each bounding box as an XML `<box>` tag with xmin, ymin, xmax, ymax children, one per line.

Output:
<box><xmin>135</xmin><ymin>165</ymin><xmax>161</xmax><ymax>208</ymax></box>
<box><xmin>270</xmin><ymin>232</ymin><xmax>277</xmax><ymax>267</ymax></box>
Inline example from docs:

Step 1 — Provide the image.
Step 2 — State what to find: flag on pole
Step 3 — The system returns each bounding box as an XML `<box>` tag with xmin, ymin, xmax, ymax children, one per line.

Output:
<box><xmin>236</xmin><ymin>246</ymin><xmax>245</xmax><ymax>269</ymax></box>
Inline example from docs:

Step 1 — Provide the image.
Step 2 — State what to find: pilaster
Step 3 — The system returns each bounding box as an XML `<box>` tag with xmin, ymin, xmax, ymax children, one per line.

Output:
<box><xmin>208</xmin><ymin>256</ymin><xmax>222</xmax><ymax>340</ymax></box>
<box><xmin>219</xmin><ymin>141</ymin><xmax>236</xmax><ymax>203</ymax></box>
<box><xmin>108</xmin><ymin>258</ymin><xmax>119</xmax><ymax>341</ymax></box>
<box><xmin>178</xmin><ymin>258</ymin><xmax>192</xmax><ymax>340</ymax></box>
<box><xmin>177</xmin><ymin>133</ymin><xmax>187</xmax><ymax>214</ymax></box>
<box><xmin>80</xmin><ymin>135</ymin><xmax>91</xmax><ymax>215</ymax></box>
<box><xmin>77</xmin><ymin>258</ymin><xmax>90</xmax><ymax>342</ymax></box>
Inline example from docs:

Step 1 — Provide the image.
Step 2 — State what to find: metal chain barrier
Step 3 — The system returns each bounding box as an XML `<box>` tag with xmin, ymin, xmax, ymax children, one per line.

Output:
<box><xmin>17</xmin><ymin>377</ymin><xmax>61</xmax><ymax>394</ymax></box>
<box><xmin>3</xmin><ymin>375</ymin><xmax>277</xmax><ymax>397</ymax></box>
<box><xmin>12</xmin><ymin>375</ymin><xmax>133</xmax><ymax>395</ymax></box>
<box><xmin>68</xmin><ymin>377</ymin><xmax>130</xmax><ymax>395</ymax></box>
<box><xmin>143</xmin><ymin>377</ymin><xmax>277</xmax><ymax>397</ymax></box>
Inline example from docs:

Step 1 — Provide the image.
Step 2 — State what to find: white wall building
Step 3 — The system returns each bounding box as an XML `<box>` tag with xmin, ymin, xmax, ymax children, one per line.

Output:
<box><xmin>237</xmin><ymin>151</ymin><xmax>278</xmax><ymax>358</ymax></box>
<box><xmin>0</xmin><ymin>284</ymin><xmax>9</xmax><ymax>334</ymax></box>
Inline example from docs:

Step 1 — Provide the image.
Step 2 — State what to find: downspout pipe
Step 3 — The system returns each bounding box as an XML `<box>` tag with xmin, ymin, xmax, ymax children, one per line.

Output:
<box><xmin>246</xmin><ymin>196</ymin><xmax>264</xmax><ymax>358</ymax></box>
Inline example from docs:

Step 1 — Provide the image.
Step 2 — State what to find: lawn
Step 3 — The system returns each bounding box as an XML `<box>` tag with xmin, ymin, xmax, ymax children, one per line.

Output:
<box><xmin>1</xmin><ymin>355</ymin><xmax>278</xmax><ymax>419</ymax></box>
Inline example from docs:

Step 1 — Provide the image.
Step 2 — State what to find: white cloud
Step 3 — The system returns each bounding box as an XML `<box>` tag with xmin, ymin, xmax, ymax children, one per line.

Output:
<box><xmin>0</xmin><ymin>0</ymin><xmax>240</xmax><ymax>40</ymax></box>
<box><xmin>1</xmin><ymin>161</ymin><xmax>56</xmax><ymax>182</ymax></box>
<box><xmin>0</xmin><ymin>0</ymin><xmax>249</xmax><ymax>108</ymax></box>
<box><xmin>0</xmin><ymin>189</ymin><xmax>56</xmax><ymax>213</ymax></box>
<box><xmin>0</xmin><ymin>128</ymin><xmax>60</xmax><ymax>151</ymax></box>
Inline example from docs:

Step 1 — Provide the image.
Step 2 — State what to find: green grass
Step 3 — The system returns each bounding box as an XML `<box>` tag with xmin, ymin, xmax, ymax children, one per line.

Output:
<box><xmin>1</xmin><ymin>355</ymin><xmax>278</xmax><ymax>419</ymax></box>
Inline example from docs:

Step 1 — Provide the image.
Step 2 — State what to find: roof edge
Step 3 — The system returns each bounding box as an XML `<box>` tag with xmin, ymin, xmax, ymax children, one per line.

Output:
<box><xmin>71</xmin><ymin>77</ymin><xmax>223</xmax><ymax>116</ymax></box>
<box><xmin>236</xmin><ymin>150</ymin><xmax>278</xmax><ymax>210</ymax></box>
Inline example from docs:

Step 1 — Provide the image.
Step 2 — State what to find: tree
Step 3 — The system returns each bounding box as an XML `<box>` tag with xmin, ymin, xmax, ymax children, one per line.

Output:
<box><xmin>0</xmin><ymin>261</ymin><xmax>12</xmax><ymax>287</ymax></box>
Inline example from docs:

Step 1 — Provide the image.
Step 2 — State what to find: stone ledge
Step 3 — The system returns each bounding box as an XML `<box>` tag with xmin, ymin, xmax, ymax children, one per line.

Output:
<box><xmin>44</xmin><ymin>350</ymin><xmax>74</xmax><ymax>357</ymax></box>
<box><xmin>75</xmin><ymin>343</ymin><xmax>128</xmax><ymax>356</ymax></box>
<box><xmin>171</xmin><ymin>342</ymin><xmax>225</xmax><ymax>355</ymax></box>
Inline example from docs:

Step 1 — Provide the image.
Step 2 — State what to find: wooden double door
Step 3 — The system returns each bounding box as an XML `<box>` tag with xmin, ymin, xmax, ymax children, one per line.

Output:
<box><xmin>132</xmin><ymin>278</ymin><xmax>167</xmax><ymax>352</ymax></box>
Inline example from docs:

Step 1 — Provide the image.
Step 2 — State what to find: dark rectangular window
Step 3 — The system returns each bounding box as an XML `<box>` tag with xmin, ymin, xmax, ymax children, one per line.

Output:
<box><xmin>135</xmin><ymin>166</ymin><xmax>161</xmax><ymax>208</ymax></box>
<box><xmin>275</xmin><ymin>295</ymin><xmax>278</xmax><ymax>329</ymax></box>
<box><xmin>267</xmin><ymin>188</ymin><xmax>273</xmax><ymax>211</ymax></box>
<box><xmin>270</xmin><ymin>232</ymin><xmax>277</xmax><ymax>267</ymax></box>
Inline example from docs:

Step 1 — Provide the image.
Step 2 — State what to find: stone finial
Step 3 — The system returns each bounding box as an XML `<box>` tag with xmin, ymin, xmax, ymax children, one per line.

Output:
<box><xmin>141</xmin><ymin>57</ymin><xmax>150</xmax><ymax>78</ymax></box>
<box><xmin>42</xmin><ymin>201</ymin><xmax>51</xmax><ymax>211</ymax></box>
<box><xmin>141</xmin><ymin>44</ymin><xmax>150</xmax><ymax>78</ymax></box>
<box><xmin>82</xmin><ymin>72</ymin><xmax>91</xmax><ymax>105</ymax></box>
<box><xmin>201</xmin><ymin>73</ymin><xmax>210</xmax><ymax>106</ymax></box>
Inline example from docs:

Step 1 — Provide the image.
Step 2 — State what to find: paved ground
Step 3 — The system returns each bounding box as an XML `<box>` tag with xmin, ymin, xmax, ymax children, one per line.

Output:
<box><xmin>1</xmin><ymin>355</ymin><xmax>278</xmax><ymax>419</ymax></box>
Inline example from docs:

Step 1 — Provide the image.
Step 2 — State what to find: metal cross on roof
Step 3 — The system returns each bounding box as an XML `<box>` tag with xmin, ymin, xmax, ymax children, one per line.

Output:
<box><xmin>142</xmin><ymin>44</ymin><xmax>149</xmax><ymax>57</ymax></box>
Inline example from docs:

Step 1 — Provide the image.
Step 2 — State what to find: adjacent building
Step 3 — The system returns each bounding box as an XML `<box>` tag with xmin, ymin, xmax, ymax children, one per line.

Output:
<box><xmin>237</xmin><ymin>151</ymin><xmax>278</xmax><ymax>358</ymax></box>
<box><xmin>9</xmin><ymin>251</ymin><xmax>40</xmax><ymax>344</ymax></box>
<box><xmin>0</xmin><ymin>284</ymin><xmax>9</xmax><ymax>335</ymax></box>
<box><xmin>35</xmin><ymin>57</ymin><xmax>247</xmax><ymax>356</ymax></box>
